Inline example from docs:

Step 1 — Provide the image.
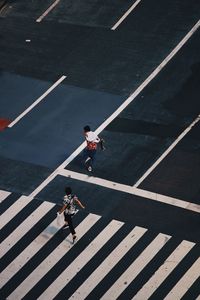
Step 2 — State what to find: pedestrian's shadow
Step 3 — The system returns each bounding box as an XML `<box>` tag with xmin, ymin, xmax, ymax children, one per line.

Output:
<box><xmin>42</xmin><ymin>225</ymin><xmax>59</xmax><ymax>236</ymax></box>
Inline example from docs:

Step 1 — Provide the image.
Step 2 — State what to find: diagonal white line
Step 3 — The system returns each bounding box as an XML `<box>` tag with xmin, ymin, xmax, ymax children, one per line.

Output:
<box><xmin>69</xmin><ymin>226</ymin><xmax>147</xmax><ymax>300</ymax></box>
<box><xmin>100</xmin><ymin>233</ymin><xmax>171</xmax><ymax>300</ymax></box>
<box><xmin>38</xmin><ymin>219</ymin><xmax>124</xmax><ymax>300</ymax></box>
<box><xmin>7</xmin><ymin>213</ymin><xmax>101</xmax><ymax>300</ymax></box>
<box><xmin>134</xmin><ymin>114</ymin><xmax>200</xmax><ymax>187</ymax></box>
<box><xmin>8</xmin><ymin>75</ymin><xmax>66</xmax><ymax>127</ymax></box>
<box><xmin>36</xmin><ymin>0</ymin><xmax>60</xmax><ymax>23</ymax></box>
<box><xmin>0</xmin><ymin>190</ymin><xmax>11</xmax><ymax>203</ymax></box>
<box><xmin>111</xmin><ymin>0</ymin><xmax>143</xmax><ymax>30</ymax></box>
<box><xmin>56</xmin><ymin>20</ymin><xmax>200</xmax><ymax>170</ymax></box>
<box><xmin>58</xmin><ymin>169</ymin><xmax>200</xmax><ymax>214</ymax></box>
<box><xmin>132</xmin><ymin>240</ymin><xmax>195</xmax><ymax>299</ymax></box>
<box><xmin>27</xmin><ymin>21</ymin><xmax>200</xmax><ymax>207</ymax></box>
<box><xmin>1</xmin><ymin>217</ymin><xmax>59</xmax><ymax>287</ymax></box>
<box><xmin>0</xmin><ymin>195</ymin><xmax>33</xmax><ymax>229</ymax></box>
<box><xmin>164</xmin><ymin>257</ymin><xmax>200</xmax><ymax>300</ymax></box>
<box><xmin>0</xmin><ymin>201</ymin><xmax>55</xmax><ymax>257</ymax></box>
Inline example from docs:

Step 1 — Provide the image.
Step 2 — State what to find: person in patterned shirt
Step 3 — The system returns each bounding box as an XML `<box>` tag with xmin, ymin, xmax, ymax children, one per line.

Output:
<box><xmin>58</xmin><ymin>187</ymin><xmax>85</xmax><ymax>243</ymax></box>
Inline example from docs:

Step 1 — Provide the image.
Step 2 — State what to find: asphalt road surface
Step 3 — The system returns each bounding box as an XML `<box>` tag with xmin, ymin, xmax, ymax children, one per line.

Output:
<box><xmin>0</xmin><ymin>0</ymin><xmax>200</xmax><ymax>299</ymax></box>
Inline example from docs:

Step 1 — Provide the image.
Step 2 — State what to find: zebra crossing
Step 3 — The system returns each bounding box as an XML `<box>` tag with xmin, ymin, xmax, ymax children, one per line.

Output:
<box><xmin>0</xmin><ymin>190</ymin><xmax>200</xmax><ymax>299</ymax></box>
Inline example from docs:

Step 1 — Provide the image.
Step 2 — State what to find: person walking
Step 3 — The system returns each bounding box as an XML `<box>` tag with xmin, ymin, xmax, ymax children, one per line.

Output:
<box><xmin>83</xmin><ymin>125</ymin><xmax>100</xmax><ymax>172</ymax></box>
<box><xmin>58</xmin><ymin>187</ymin><xmax>85</xmax><ymax>243</ymax></box>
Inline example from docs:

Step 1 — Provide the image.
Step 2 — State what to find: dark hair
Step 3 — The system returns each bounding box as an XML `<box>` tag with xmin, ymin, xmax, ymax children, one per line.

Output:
<box><xmin>65</xmin><ymin>187</ymin><xmax>72</xmax><ymax>195</ymax></box>
<box><xmin>84</xmin><ymin>125</ymin><xmax>90</xmax><ymax>132</ymax></box>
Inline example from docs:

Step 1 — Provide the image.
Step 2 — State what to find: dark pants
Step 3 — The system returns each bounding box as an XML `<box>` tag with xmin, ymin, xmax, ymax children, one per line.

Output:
<box><xmin>64</xmin><ymin>212</ymin><xmax>75</xmax><ymax>235</ymax></box>
<box><xmin>85</xmin><ymin>149</ymin><xmax>96</xmax><ymax>167</ymax></box>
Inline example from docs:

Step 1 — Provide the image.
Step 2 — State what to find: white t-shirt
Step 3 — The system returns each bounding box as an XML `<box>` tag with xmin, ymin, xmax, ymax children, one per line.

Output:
<box><xmin>85</xmin><ymin>131</ymin><xmax>100</xmax><ymax>143</ymax></box>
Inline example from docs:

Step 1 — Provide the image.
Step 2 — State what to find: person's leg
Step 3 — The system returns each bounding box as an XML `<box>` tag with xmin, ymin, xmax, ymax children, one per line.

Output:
<box><xmin>65</xmin><ymin>214</ymin><xmax>76</xmax><ymax>239</ymax></box>
<box><xmin>63</xmin><ymin>211</ymin><xmax>69</xmax><ymax>228</ymax></box>
<box><xmin>84</xmin><ymin>149</ymin><xmax>92</xmax><ymax>166</ymax></box>
<box><xmin>87</xmin><ymin>150</ymin><xmax>96</xmax><ymax>171</ymax></box>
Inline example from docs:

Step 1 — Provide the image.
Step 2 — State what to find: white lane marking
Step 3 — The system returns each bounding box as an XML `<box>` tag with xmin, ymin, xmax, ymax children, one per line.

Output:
<box><xmin>7</xmin><ymin>214</ymin><xmax>101</xmax><ymax>300</ymax></box>
<box><xmin>100</xmin><ymin>233</ymin><xmax>171</xmax><ymax>300</ymax></box>
<box><xmin>38</xmin><ymin>220</ymin><xmax>124</xmax><ymax>300</ymax></box>
<box><xmin>0</xmin><ymin>217</ymin><xmax>59</xmax><ymax>287</ymax></box>
<box><xmin>111</xmin><ymin>0</ymin><xmax>143</xmax><ymax>30</ymax></box>
<box><xmin>58</xmin><ymin>169</ymin><xmax>200</xmax><ymax>214</ymax></box>
<box><xmin>8</xmin><ymin>75</ymin><xmax>66</xmax><ymax>128</ymax></box>
<box><xmin>164</xmin><ymin>257</ymin><xmax>200</xmax><ymax>300</ymax></box>
<box><xmin>134</xmin><ymin>114</ymin><xmax>200</xmax><ymax>187</ymax></box>
<box><xmin>0</xmin><ymin>190</ymin><xmax>11</xmax><ymax>203</ymax></box>
<box><xmin>56</xmin><ymin>20</ymin><xmax>200</xmax><ymax>170</ymax></box>
<box><xmin>36</xmin><ymin>0</ymin><xmax>60</xmax><ymax>23</ymax></box>
<box><xmin>69</xmin><ymin>226</ymin><xmax>147</xmax><ymax>300</ymax></box>
<box><xmin>129</xmin><ymin>187</ymin><xmax>200</xmax><ymax>213</ymax></box>
<box><xmin>29</xmin><ymin>173</ymin><xmax>58</xmax><ymax>200</ymax></box>
<box><xmin>0</xmin><ymin>195</ymin><xmax>32</xmax><ymax>229</ymax></box>
<box><xmin>0</xmin><ymin>202</ymin><xmax>54</xmax><ymax>257</ymax></box>
<box><xmin>132</xmin><ymin>240</ymin><xmax>196</xmax><ymax>299</ymax></box>
<box><xmin>28</xmin><ymin>21</ymin><xmax>200</xmax><ymax>203</ymax></box>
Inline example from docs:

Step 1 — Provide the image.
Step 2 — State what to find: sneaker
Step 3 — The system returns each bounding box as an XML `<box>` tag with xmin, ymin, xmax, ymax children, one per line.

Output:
<box><xmin>85</xmin><ymin>157</ymin><xmax>91</xmax><ymax>164</ymax></box>
<box><xmin>62</xmin><ymin>224</ymin><xmax>69</xmax><ymax>229</ymax></box>
<box><xmin>72</xmin><ymin>235</ymin><xmax>77</xmax><ymax>243</ymax></box>
<box><xmin>88</xmin><ymin>166</ymin><xmax>92</xmax><ymax>172</ymax></box>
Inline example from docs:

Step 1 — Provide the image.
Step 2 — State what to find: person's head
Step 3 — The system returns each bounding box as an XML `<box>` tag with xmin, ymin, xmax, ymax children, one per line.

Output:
<box><xmin>84</xmin><ymin>125</ymin><xmax>90</xmax><ymax>133</ymax></box>
<box><xmin>65</xmin><ymin>187</ymin><xmax>72</xmax><ymax>195</ymax></box>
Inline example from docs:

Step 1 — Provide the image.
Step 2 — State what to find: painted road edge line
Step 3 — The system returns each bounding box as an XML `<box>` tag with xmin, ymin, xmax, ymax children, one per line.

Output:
<box><xmin>134</xmin><ymin>113</ymin><xmax>200</xmax><ymax>187</ymax></box>
<box><xmin>36</xmin><ymin>0</ymin><xmax>60</xmax><ymax>23</ymax></box>
<box><xmin>0</xmin><ymin>190</ymin><xmax>11</xmax><ymax>203</ymax></box>
<box><xmin>58</xmin><ymin>20</ymin><xmax>200</xmax><ymax>169</ymax></box>
<box><xmin>28</xmin><ymin>21</ymin><xmax>200</xmax><ymax>201</ymax></box>
<box><xmin>8</xmin><ymin>75</ymin><xmax>66</xmax><ymax>128</ymax></box>
<box><xmin>111</xmin><ymin>0</ymin><xmax>143</xmax><ymax>30</ymax></box>
<box><xmin>58</xmin><ymin>169</ymin><xmax>200</xmax><ymax>214</ymax></box>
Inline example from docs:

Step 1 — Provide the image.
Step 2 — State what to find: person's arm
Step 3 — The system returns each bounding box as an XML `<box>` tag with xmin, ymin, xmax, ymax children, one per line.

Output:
<box><xmin>75</xmin><ymin>197</ymin><xmax>85</xmax><ymax>209</ymax></box>
<box><xmin>95</xmin><ymin>136</ymin><xmax>100</xmax><ymax>143</ymax></box>
<box><xmin>93</xmin><ymin>132</ymin><xmax>100</xmax><ymax>143</ymax></box>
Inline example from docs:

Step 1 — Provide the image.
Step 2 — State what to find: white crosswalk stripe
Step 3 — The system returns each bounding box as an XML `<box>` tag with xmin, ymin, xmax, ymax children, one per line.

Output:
<box><xmin>0</xmin><ymin>201</ymin><xmax>54</xmax><ymax>257</ymax></box>
<box><xmin>100</xmin><ymin>233</ymin><xmax>172</xmax><ymax>300</ymax></box>
<box><xmin>1</xmin><ymin>190</ymin><xmax>199</xmax><ymax>300</ymax></box>
<box><xmin>0</xmin><ymin>195</ymin><xmax>32</xmax><ymax>229</ymax></box>
<box><xmin>7</xmin><ymin>213</ymin><xmax>101</xmax><ymax>300</ymax></box>
<box><xmin>69</xmin><ymin>226</ymin><xmax>148</xmax><ymax>300</ymax></box>
<box><xmin>164</xmin><ymin>257</ymin><xmax>200</xmax><ymax>300</ymax></box>
<box><xmin>0</xmin><ymin>217</ymin><xmax>59</xmax><ymax>287</ymax></box>
<box><xmin>0</xmin><ymin>190</ymin><xmax>11</xmax><ymax>203</ymax></box>
<box><xmin>38</xmin><ymin>219</ymin><xmax>124</xmax><ymax>300</ymax></box>
<box><xmin>132</xmin><ymin>240</ymin><xmax>196</xmax><ymax>299</ymax></box>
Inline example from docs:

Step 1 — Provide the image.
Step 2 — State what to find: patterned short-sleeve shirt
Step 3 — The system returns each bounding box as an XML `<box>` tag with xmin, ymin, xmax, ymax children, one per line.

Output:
<box><xmin>63</xmin><ymin>194</ymin><xmax>77</xmax><ymax>215</ymax></box>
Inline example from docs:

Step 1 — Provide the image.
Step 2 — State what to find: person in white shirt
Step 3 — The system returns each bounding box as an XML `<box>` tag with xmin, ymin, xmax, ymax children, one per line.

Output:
<box><xmin>83</xmin><ymin>125</ymin><xmax>100</xmax><ymax>172</ymax></box>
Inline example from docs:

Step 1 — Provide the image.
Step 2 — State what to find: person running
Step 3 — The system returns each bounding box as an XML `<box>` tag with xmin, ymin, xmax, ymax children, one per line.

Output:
<box><xmin>58</xmin><ymin>187</ymin><xmax>85</xmax><ymax>243</ymax></box>
<box><xmin>83</xmin><ymin>125</ymin><xmax>100</xmax><ymax>172</ymax></box>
